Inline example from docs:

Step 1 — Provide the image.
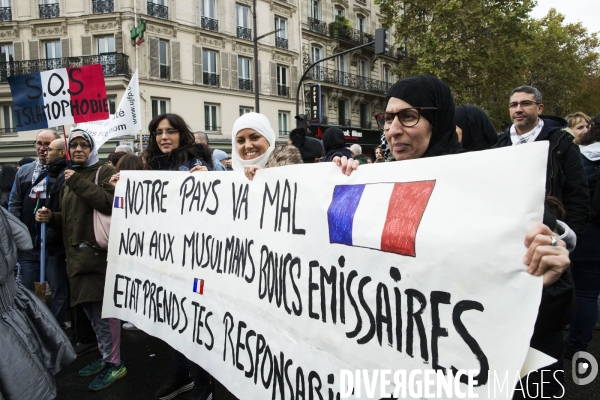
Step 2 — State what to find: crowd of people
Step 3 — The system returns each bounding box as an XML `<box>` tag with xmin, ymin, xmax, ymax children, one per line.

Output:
<box><xmin>0</xmin><ymin>74</ymin><xmax>598</xmax><ymax>400</ymax></box>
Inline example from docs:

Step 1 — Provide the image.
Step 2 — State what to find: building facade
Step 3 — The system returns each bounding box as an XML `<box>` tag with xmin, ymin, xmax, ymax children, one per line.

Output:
<box><xmin>0</xmin><ymin>0</ymin><xmax>399</xmax><ymax>163</ymax></box>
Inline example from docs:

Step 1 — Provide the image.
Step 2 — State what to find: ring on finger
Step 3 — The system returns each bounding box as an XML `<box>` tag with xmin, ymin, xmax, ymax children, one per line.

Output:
<box><xmin>550</xmin><ymin>235</ymin><xmax>557</xmax><ymax>247</ymax></box>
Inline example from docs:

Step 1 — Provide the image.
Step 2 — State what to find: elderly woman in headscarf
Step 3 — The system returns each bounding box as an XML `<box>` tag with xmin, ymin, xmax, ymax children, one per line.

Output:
<box><xmin>232</xmin><ymin>112</ymin><xmax>302</xmax><ymax>180</ymax></box>
<box><xmin>35</xmin><ymin>129</ymin><xmax>126</xmax><ymax>392</ymax></box>
<box><xmin>336</xmin><ymin>75</ymin><xmax>572</xmax><ymax>398</ymax></box>
<box><xmin>455</xmin><ymin>104</ymin><xmax>499</xmax><ymax>151</ymax></box>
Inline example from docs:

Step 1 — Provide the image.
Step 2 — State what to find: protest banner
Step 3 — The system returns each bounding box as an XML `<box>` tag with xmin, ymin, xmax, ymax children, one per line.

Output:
<box><xmin>7</xmin><ymin>64</ymin><xmax>108</xmax><ymax>131</ymax></box>
<box><xmin>103</xmin><ymin>143</ymin><xmax>550</xmax><ymax>399</ymax></box>
<box><xmin>73</xmin><ymin>70</ymin><xmax>141</xmax><ymax>148</ymax></box>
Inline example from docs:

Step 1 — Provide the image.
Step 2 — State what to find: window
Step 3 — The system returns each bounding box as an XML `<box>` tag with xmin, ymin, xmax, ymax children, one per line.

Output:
<box><xmin>236</xmin><ymin>4</ymin><xmax>251</xmax><ymax>40</ymax></box>
<box><xmin>202</xmin><ymin>49</ymin><xmax>218</xmax><ymax>86</ymax></box>
<box><xmin>277</xmin><ymin>65</ymin><xmax>288</xmax><ymax>97</ymax></box>
<box><xmin>159</xmin><ymin>40</ymin><xmax>169</xmax><ymax>79</ymax></box>
<box><xmin>311</xmin><ymin>0</ymin><xmax>320</xmax><ymax>20</ymax></box>
<box><xmin>148</xmin><ymin>0</ymin><xmax>167</xmax><ymax>19</ymax></box>
<box><xmin>338</xmin><ymin>54</ymin><xmax>348</xmax><ymax>85</ymax></box>
<box><xmin>383</xmin><ymin>65</ymin><xmax>392</xmax><ymax>84</ymax></box>
<box><xmin>0</xmin><ymin>44</ymin><xmax>13</xmax><ymax>81</ymax></box>
<box><xmin>108</xmin><ymin>97</ymin><xmax>116</xmax><ymax>114</ymax></box>
<box><xmin>240</xmin><ymin>107</ymin><xmax>253</xmax><ymax>116</ymax></box>
<box><xmin>275</xmin><ymin>17</ymin><xmax>287</xmax><ymax>49</ymax></box>
<box><xmin>44</xmin><ymin>40</ymin><xmax>61</xmax><ymax>69</ymax></box>
<box><xmin>338</xmin><ymin>100</ymin><xmax>349</xmax><ymax>126</ymax></box>
<box><xmin>278</xmin><ymin>112</ymin><xmax>289</xmax><ymax>136</ymax></box>
<box><xmin>358</xmin><ymin>59</ymin><xmax>368</xmax><ymax>90</ymax></box>
<box><xmin>356</xmin><ymin>15</ymin><xmax>366</xmax><ymax>33</ymax></box>
<box><xmin>360</xmin><ymin>103</ymin><xmax>370</xmax><ymax>129</ymax></box>
<box><xmin>97</xmin><ymin>36</ymin><xmax>115</xmax><ymax>54</ymax></box>
<box><xmin>335</xmin><ymin>7</ymin><xmax>344</xmax><ymax>18</ymax></box>
<box><xmin>151</xmin><ymin>98</ymin><xmax>169</xmax><ymax>118</ymax></box>
<box><xmin>201</xmin><ymin>0</ymin><xmax>216</xmax><ymax>18</ymax></box>
<box><xmin>0</xmin><ymin>104</ymin><xmax>14</xmax><ymax>134</ymax></box>
<box><xmin>312</xmin><ymin>46</ymin><xmax>322</xmax><ymax>80</ymax></box>
<box><xmin>204</xmin><ymin>104</ymin><xmax>219</xmax><ymax>131</ymax></box>
<box><xmin>238</xmin><ymin>57</ymin><xmax>252</xmax><ymax>91</ymax></box>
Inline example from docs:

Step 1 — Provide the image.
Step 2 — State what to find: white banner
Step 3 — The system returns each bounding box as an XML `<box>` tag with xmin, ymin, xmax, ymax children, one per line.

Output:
<box><xmin>73</xmin><ymin>70</ymin><xmax>141</xmax><ymax>147</ymax></box>
<box><xmin>103</xmin><ymin>143</ymin><xmax>549</xmax><ymax>399</ymax></box>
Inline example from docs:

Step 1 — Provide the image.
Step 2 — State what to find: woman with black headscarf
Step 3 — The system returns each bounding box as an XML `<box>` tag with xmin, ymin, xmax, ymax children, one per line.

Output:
<box><xmin>321</xmin><ymin>126</ymin><xmax>352</xmax><ymax>162</ymax></box>
<box><xmin>336</xmin><ymin>75</ymin><xmax>572</xmax><ymax>399</ymax></box>
<box><xmin>455</xmin><ymin>104</ymin><xmax>499</xmax><ymax>151</ymax></box>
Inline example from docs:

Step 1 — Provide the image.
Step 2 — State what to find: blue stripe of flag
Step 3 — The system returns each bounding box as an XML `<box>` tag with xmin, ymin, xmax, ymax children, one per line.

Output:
<box><xmin>8</xmin><ymin>72</ymin><xmax>47</xmax><ymax>130</ymax></box>
<box><xmin>327</xmin><ymin>184</ymin><xmax>365</xmax><ymax>246</ymax></box>
<box><xmin>193</xmin><ymin>278</ymin><xmax>199</xmax><ymax>293</ymax></box>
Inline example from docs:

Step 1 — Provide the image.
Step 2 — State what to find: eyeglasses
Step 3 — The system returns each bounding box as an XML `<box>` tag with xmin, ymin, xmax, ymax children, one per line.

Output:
<box><xmin>152</xmin><ymin>129</ymin><xmax>179</xmax><ymax>136</ymax></box>
<box><xmin>508</xmin><ymin>100</ymin><xmax>540</xmax><ymax>109</ymax></box>
<box><xmin>70</xmin><ymin>142</ymin><xmax>91</xmax><ymax>150</ymax></box>
<box><xmin>375</xmin><ymin>107</ymin><xmax>437</xmax><ymax>130</ymax></box>
<box><xmin>33</xmin><ymin>141</ymin><xmax>52</xmax><ymax>149</ymax></box>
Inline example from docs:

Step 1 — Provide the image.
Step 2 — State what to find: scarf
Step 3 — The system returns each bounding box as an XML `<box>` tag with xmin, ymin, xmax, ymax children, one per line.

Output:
<box><xmin>509</xmin><ymin>118</ymin><xmax>544</xmax><ymax>145</ymax></box>
<box><xmin>231</xmin><ymin>113</ymin><xmax>275</xmax><ymax>171</ymax></box>
<box><xmin>385</xmin><ymin>75</ymin><xmax>462</xmax><ymax>158</ymax></box>
<box><xmin>455</xmin><ymin>104</ymin><xmax>499</xmax><ymax>151</ymax></box>
<box><xmin>29</xmin><ymin>159</ymin><xmax>48</xmax><ymax>201</ymax></box>
<box><xmin>68</xmin><ymin>129</ymin><xmax>99</xmax><ymax>167</ymax></box>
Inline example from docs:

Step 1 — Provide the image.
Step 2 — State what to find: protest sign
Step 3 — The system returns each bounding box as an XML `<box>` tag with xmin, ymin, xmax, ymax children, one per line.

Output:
<box><xmin>8</xmin><ymin>64</ymin><xmax>108</xmax><ymax>131</ymax></box>
<box><xmin>73</xmin><ymin>70</ymin><xmax>141</xmax><ymax>147</ymax></box>
<box><xmin>103</xmin><ymin>143</ymin><xmax>549</xmax><ymax>399</ymax></box>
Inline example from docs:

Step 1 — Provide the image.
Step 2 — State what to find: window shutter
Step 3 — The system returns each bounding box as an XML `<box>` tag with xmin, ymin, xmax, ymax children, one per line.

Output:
<box><xmin>193</xmin><ymin>45</ymin><xmax>202</xmax><ymax>85</ymax></box>
<box><xmin>13</xmin><ymin>41</ymin><xmax>23</xmax><ymax>61</ymax></box>
<box><xmin>220</xmin><ymin>52</ymin><xmax>229</xmax><ymax>89</ymax></box>
<box><xmin>61</xmin><ymin>38</ymin><xmax>70</xmax><ymax>57</ymax></box>
<box><xmin>115</xmin><ymin>33</ymin><xmax>123</xmax><ymax>53</ymax></box>
<box><xmin>149</xmin><ymin>37</ymin><xmax>159</xmax><ymax>79</ymax></box>
<box><xmin>171</xmin><ymin>41</ymin><xmax>181</xmax><ymax>81</ymax></box>
<box><xmin>29</xmin><ymin>40</ymin><xmax>39</xmax><ymax>60</ymax></box>
<box><xmin>290</xmin><ymin>66</ymin><xmax>297</xmax><ymax>99</ymax></box>
<box><xmin>81</xmin><ymin>36</ymin><xmax>92</xmax><ymax>56</ymax></box>
<box><xmin>270</xmin><ymin>61</ymin><xmax>277</xmax><ymax>96</ymax></box>
<box><xmin>230</xmin><ymin>54</ymin><xmax>238</xmax><ymax>91</ymax></box>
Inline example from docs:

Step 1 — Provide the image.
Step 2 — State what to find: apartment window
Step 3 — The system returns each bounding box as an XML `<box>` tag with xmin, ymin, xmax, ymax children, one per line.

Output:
<box><xmin>97</xmin><ymin>36</ymin><xmax>115</xmax><ymax>54</ymax></box>
<box><xmin>151</xmin><ymin>98</ymin><xmax>169</xmax><ymax>118</ymax></box>
<box><xmin>275</xmin><ymin>17</ymin><xmax>287</xmax><ymax>49</ymax></box>
<box><xmin>338</xmin><ymin>100</ymin><xmax>349</xmax><ymax>126</ymax></box>
<box><xmin>278</xmin><ymin>112</ymin><xmax>289</xmax><ymax>136</ymax></box>
<box><xmin>239</xmin><ymin>107</ymin><xmax>253</xmax><ymax>116</ymax></box>
<box><xmin>148</xmin><ymin>0</ymin><xmax>168</xmax><ymax>19</ymax></box>
<box><xmin>312</xmin><ymin>45</ymin><xmax>322</xmax><ymax>80</ymax></box>
<box><xmin>383</xmin><ymin>65</ymin><xmax>392</xmax><ymax>84</ymax></box>
<box><xmin>311</xmin><ymin>0</ymin><xmax>320</xmax><ymax>20</ymax></box>
<box><xmin>236</xmin><ymin>4</ymin><xmax>251</xmax><ymax>40</ymax></box>
<box><xmin>277</xmin><ymin>65</ymin><xmax>288</xmax><ymax>97</ymax></box>
<box><xmin>334</xmin><ymin>7</ymin><xmax>344</xmax><ymax>18</ymax></box>
<box><xmin>39</xmin><ymin>0</ymin><xmax>59</xmax><ymax>19</ymax></box>
<box><xmin>159</xmin><ymin>40</ymin><xmax>169</xmax><ymax>79</ymax></box>
<box><xmin>358</xmin><ymin>59</ymin><xmax>368</xmax><ymax>90</ymax></box>
<box><xmin>202</xmin><ymin>49</ymin><xmax>218</xmax><ymax>86</ymax></box>
<box><xmin>204</xmin><ymin>104</ymin><xmax>219</xmax><ymax>132</ymax></box>
<box><xmin>238</xmin><ymin>57</ymin><xmax>252</xmax><ymax>91</ymax></box>
<box><xmin>44</xmin><ymin>40</ymin><xmax>61</xmax><ymax>69</ymax></box>
<box><xmin>201</xmin><ymin>0</ymin><xmax>218</xmax><ymax>32</ymax></box>
<box><xmin>360</xmin><ymin>103</ymin><xmax>370</xmax><ymax>129</ymax></box>
<box><xmin>356</xmin><ymin>15</ymin><xmax>366</xmax><ymax>33</ymax></box>
<box><xmin>338</xmin><ymin>54</ymin><xmax>348</xmax><ymax>86</ymax></box>
<box><xmin>0</xmin><ymin>104</ymin><xmax>13</xmax><ymax>134</ymax></box>
<box><xmin>108</xmin><ymin>97</ymin><xmax>116</xmax><ymax>114</ymax></box>
<box><xmin>0</xmin><ymin>44</ymin><xmax>13</xmax><ymax>81</ymax></box>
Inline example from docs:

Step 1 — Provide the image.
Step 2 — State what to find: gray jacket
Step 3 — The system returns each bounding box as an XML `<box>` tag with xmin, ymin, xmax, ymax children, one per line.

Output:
<box><xmin>0</xmin><ymin>206</ymin><xmax>32</xmax><ymax>286</ymax></box>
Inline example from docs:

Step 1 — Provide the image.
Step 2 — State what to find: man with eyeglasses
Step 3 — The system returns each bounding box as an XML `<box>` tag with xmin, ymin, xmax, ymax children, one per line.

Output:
<box><xmin>8</xmin><ymin>129</ymin><xmax>71</xmax><ymax>328</ymax></box>
<box><xmin>495</xmin><ymin>86</ymin><xmax>589</xmax><ymax>243</ymax></box>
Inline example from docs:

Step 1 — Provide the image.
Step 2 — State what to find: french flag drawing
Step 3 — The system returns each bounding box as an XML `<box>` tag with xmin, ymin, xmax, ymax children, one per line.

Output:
<box><xmin>193</xmin><ymin>278</ymin><xmax>204</xmax><ymax>295</ymax></box>
<box><xmin>327</xmin><ymin>180</ymin><xmax>436</xmax><ymax>257</ymax></box>
<box><xmin>113</xmin><ymin>197</ymin><xmax>124</xmax><ymax>209</ymax></box>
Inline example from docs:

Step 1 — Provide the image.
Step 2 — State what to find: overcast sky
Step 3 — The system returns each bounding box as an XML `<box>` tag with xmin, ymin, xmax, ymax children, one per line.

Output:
<box><xmin>530</xmin><ymin>0</ymin><xmax>600</xmax><ymax>33</ymax></box>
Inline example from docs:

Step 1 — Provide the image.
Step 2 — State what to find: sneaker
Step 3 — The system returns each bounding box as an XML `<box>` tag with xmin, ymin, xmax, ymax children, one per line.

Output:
<box><xmin>74</xmin><ymin>342</ymin><xmax>99</xmax><ymax>356</ymax></box>
<box><xmin>156</xmin><ymin>375</ymin><xmax>194</xmax><ymax>400</ymax></box>
<box><xmin>123</xmin><ymin>322</ymin><xmax>139</xmax><ymax>330</ymax></box>
<box><xmin>79</xmin><ymin>358</ymin><xmax>105</xmax><ymax>377</ymax></box>
<box><xmin>189</xmin><ymin>381</ymin><xmax>213</xmax><ymax>400</ymax></box>
<box><xmin>88</xmin><ymin>361</ymin><xmax>127</xmax><ymax>391</ymax></box>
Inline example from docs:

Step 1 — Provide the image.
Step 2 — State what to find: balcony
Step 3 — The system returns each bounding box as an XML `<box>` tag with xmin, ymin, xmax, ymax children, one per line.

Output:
<box><xmin>160</xmin><ymin>65</ymin><xmax>169</xmax><ymax>79</ymax></box>
<box><xmin>237</xmin><ymin>26</ymin><xmax>251</xmax><ymax>40</ymax></box>
<box><xmin>0</xmin><ymin>6</ymin><xmax>11</xmax><ymax>21</ymax></box>
<box><xmin>201</xmin><ymin>16</ymin><xmax>218</xmax><ymax>32</ymax></box>
<box><xmin>277</xmin><ymin>84</ymin><xmax>289</xmax><ymax>97</ymax></box>
<box><xmin>203</xmin><ymin>72</ymin><xmax>219</xmax><ymax>86</ymax></box>
<box><xmin>360</xmin><ymin>120</ymin><xmax>372</xmax><ymax>129</ymax></box>
<box><xmin>330</xmin><ymin>25</ymin><xmax>374</xmax><ymax>48</ymax></box>
<box><xmin>307</xmin><ymin>18</ymin><xmax>327</xmax><ymax>35</ymax></box>
<box><xmin>92</xmin><ymin>0</ymin><xmax>113</xmax><ymax>14</ymax></box>
<box><xmin>303</xmin><ymin>65</ymin><xmax>392</xmax><ymax>95</ymax></box>
<box><xmin>39</xmin><ymin>3</ymin><xmax>59</xmax><ymax>19</ymax></box>
<box><xmin>147</xmin><ymin>1</ymin><xmax>168</xmax><ymax>19</ymax></box>
<box><xmin>238</xmin><ymin>78</ymin><xmax>252</xmax><ymax>91</ymax></box>
<box><xmin>0</xmin><ymin>53</ymin><xmax>129</xmax><ymax>83</ymax></box>
<box><xmin>275</xmin><ymin>37</ymin><xmax>288</xmax><ymax>50</ymax></box>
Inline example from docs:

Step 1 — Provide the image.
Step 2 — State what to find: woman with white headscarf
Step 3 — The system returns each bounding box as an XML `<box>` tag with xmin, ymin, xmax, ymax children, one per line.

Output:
<box><xmin>232</xmin><ymin>112</ymin><xmax>302</xmax><ymax>179</ymax></box>
<box><xmin>35</xmin><ymin>129</ymin><xmax>126</xmax><ymax>392</ymax></box>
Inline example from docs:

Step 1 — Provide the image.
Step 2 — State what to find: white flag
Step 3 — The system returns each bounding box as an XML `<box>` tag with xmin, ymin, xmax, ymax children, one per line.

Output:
<box><xmin>73</xmin><ymin>70</ymin><xmax>141</xmax><ymax>147</ymax></box>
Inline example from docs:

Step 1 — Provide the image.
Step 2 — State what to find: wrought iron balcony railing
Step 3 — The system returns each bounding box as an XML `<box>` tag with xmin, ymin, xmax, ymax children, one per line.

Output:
<box><xmin>201</xmin><ymin>16</ymin><xmax>218</xmax><ymax>32</ymax></box>
<box><xmin>338</xmin><ymin>118</ymin><xmax>351</xmax><ymax>127</ymax></box>
<box><xmin>277</xmin><ymin>84</ymin><xmax>289</xmax><ymax>97</ymax></box>
<box><xmin>147</xmin><ymin>2</ymin><xmax>168</xmax><ymax>19</ymax></box>
<box><xmin>203</xmin><ymin>72</ymin><xmax>219</xmax><ymax>86</ymax></box>
<box><xmin>303</xmin><ymin>64</ymin><xmax>392</xmax><ymax>95</ymax></box>
<box><xmin>238</xmin><ymin>78</ymin><xmax>252</xmax><ymax>91</ymax></box>
<box><xmin>307</xmin><ymin>18</ymin><xmax>327</xmax><ymax>35</ymax></box>
<box><xmin>0</xmin><ymin>6</ymin><xmax>11</xmax><ymax>21</ymax></box>
<box><xmin>39</xmin><ymin>3</ymin><xmax>59</xmax><ymax>19</ymax></box>
<box><xmin>237</xmin><ymin>26</ymin><xmax>251</xmax><ymax>40</ymax></box>
<box><xmin>158</xmin><ymin>65</ymin><xmax>170</xmax><ymax>79</ymax></box>
<box><xmin>92</xmin><ymin>0</ymin><xmax>113</xmax><ymax>14</ymax></box>
<box><xmin>275</xmin><ymin>37</ymin><xmax>288</xmax><ymax>50</ymax></box>
<box><xmin>330</xmin><ymin>25</ymin><xmax>374</xmax><ymax>47</ymax></box>
<box><xmin>360</xmin><ymin>120</ymin><xmax>372</xmax><ymax>129</ymax></box>
<box><xmin>0</xmin><ymin>53</ymin><xmax>129</xmax><ymax>83</ymax></box>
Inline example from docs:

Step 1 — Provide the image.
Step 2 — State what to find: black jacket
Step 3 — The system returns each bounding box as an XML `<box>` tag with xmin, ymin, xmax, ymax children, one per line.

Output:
<box><xmin>496</xmin><ymin>115</ymin><xmax>589</xmax><ymax>241</ymax></box>
<box><xmin>45</xmin><ymin>159</ymin><xmax>68</xmax><ymax>255</ymax></box>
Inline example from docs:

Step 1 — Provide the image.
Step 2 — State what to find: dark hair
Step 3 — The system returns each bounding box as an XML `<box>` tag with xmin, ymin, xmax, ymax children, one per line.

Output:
<box><xmin>107</xmin><ymin>152</ymin><xmax>116</xmax><ymax>165</ymax></box>
<box><xmin>112</xmin><ymin>151</ymin><xmax>127</xmax><ymax>167</ymax></box>
<box><xmin>578</xmin><ymin>113</ymin><xmax>600</xmax><ymax>146</ymax></box>
<box><xmin>143</xmin><ymin>113</ymin><xmax>198</xmax><ymax>169</ymax></box>
<box><xmin>116</xmin><ymin>154</ymin><xmax>144</xmax><ymax>172</ymax></box>
<box><xmin>510</xmin><ymin>86</ymin><xmax>542</xmax><ymax>103</ymax></box>
<box><xmin>18</xmin><ymin>157</ymin><xmax>35</xmax><ymax>167</ymax></box>
<box><xmin>546</xmin><ymin>195</ymin><xmax>565</xmax><ymax>221</ymax></box>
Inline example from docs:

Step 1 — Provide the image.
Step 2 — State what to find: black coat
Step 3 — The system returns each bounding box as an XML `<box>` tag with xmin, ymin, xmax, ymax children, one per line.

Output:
<box><xmin>496</xmin><ymin>115</ymin><xmax>589</xmax><ymax>241</ymax></box>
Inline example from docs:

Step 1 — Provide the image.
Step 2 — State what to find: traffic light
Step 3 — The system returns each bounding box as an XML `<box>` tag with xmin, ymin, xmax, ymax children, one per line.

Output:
<box><xmin>130</xmin><ymin>19</ymin><xmax>147</xmax><ymax>46</ymax></box>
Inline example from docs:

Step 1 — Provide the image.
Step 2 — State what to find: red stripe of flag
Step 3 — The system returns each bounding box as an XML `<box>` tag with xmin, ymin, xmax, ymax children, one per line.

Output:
<box><xmin>67</xmin><ymin>64</ymin><xmax>109</xmax><ymax>123</ymax></box>
<box><xmin>199</xmin><ymin>279</ymin><xmax>204</xmax><ymax>294</ymax></box>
